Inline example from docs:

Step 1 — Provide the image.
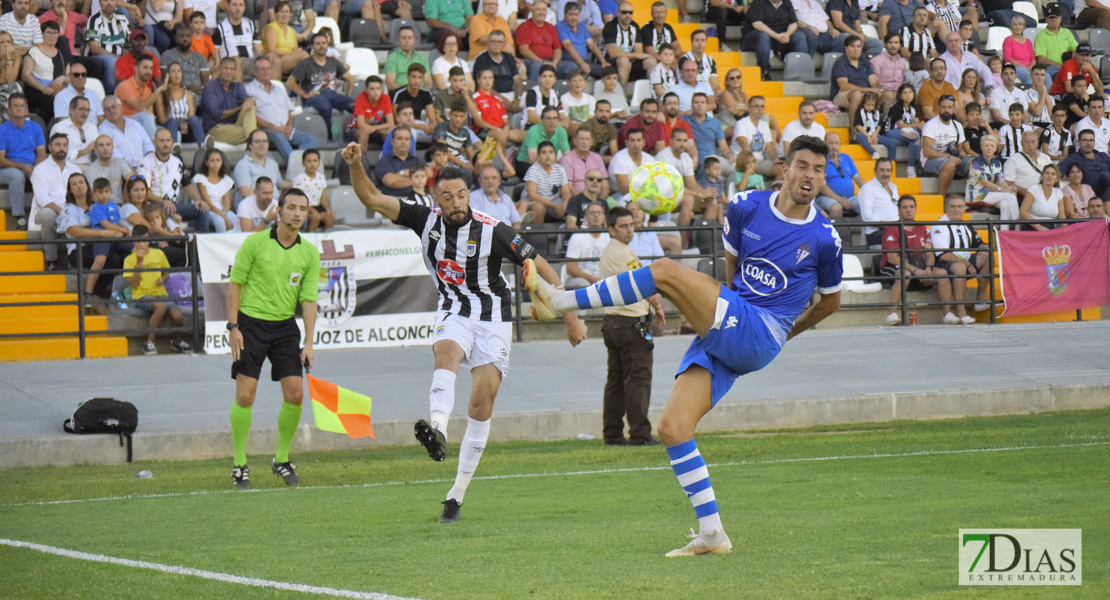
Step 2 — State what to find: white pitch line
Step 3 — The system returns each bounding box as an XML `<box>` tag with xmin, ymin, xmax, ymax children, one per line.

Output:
<box><xmin>6</xmin><ymin>441</ymin><xmax>1108</xmax><ymax>509</ymax></box>
<box><xmin>0</xmin><ymin>538</ymin><xmax>424</xmax><ymax>600</ymax></box>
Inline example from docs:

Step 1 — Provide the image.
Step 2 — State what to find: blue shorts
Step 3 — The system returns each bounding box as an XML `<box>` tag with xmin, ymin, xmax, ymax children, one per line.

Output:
<box><xmin>676</xmin><ymin>286</ymin><xmax>784</xmax><ymax>406</ymax></box>
<box><xmin>137</xmin><ymin>296</ymin><xmax>178</xmax><ymax>314</ymax></box>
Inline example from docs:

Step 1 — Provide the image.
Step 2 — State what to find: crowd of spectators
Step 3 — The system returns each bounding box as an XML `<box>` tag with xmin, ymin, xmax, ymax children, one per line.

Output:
<box><xmin>2</xmin><ymin>0</ymin><xmax>1110</xmax><ymax>318</ymax></box>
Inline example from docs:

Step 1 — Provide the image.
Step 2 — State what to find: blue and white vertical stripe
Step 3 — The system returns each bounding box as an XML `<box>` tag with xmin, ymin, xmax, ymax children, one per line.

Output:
<box><xmin>667</xmin><ymin>440</ymin><xmax>719</xmax><ymax>519</ymax></box>
<box><xmin>574</xmin><ymin>268</ymin><xmax>657</xmax><ymax>310</ymax></box>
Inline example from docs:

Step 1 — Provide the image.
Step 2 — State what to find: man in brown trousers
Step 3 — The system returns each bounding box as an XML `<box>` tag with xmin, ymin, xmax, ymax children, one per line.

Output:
<box><xmin>599</xmin><ymin>206</ymin><xmax>665</xmax><ymax>446</ymax></box>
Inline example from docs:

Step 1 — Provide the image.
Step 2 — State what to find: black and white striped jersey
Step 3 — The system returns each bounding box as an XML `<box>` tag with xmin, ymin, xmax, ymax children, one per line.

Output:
<box><xmin>394</xmin><ymin>201</ymin><xmax>539</xmax><ymax>322</ymax></box>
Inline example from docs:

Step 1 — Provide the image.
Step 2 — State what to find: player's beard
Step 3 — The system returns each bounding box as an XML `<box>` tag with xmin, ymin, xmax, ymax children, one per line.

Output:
<box><xmin>443</xmin><ymin>208</ymin><xmax>470</xmax><ymax>227</ymax></box>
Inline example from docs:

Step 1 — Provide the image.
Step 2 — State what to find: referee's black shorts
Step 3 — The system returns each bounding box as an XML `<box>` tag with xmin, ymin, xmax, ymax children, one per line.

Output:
<box><xmin>231</xmin><ymin>312</ymin><xmax>304</xmax><ymax>382</ymax></box>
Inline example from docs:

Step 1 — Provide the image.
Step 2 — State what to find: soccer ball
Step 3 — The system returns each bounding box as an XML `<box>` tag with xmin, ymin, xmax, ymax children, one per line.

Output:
<box><xmin>630</xmin><ymin>162</ymin><xmax>684</xmax><ymax>216</ymax></box>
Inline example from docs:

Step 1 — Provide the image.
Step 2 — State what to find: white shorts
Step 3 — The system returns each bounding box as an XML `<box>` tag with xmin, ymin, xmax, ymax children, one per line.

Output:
<box><xmin>433</xmin><ymin>311</ymin><xmax>513</xmax><ymax>377</ymax></box>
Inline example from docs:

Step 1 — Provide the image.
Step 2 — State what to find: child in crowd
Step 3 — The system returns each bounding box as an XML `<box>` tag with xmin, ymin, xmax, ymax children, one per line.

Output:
<box><xmin>192</xmin><ymin>149</ymin><xmax>237</xmax><ymax>233</ymax></box>
<box><xmin>425</xmin><ymin>143</ymin><xmax>453</xmax><ymax>188</ymax></box>
<box><xmin>696</xmin><ymin>156</ymin><xmax>725</xmax><ymax>222</ymax></box>
<box><xmin>189</xmin><ymin>11</ymin><xmax>217</xmax><ymax>71</ymax></box>
<box><xmin>561</xmin><ymin>69</ymin><xmax>596</xmax><ymax>136</ymax></box>
<box><xmin>986</xmin><ymin>55</ymin><xmax>1004</xmax><ymax>89</ymax></box>
<box><xmin>405</xmin><ymin>167</ymin><xmax>435</xmax><ymax>209</ymax></box>
<box><xmin>962</xmin><ymin>102</ymin><xmax>994</xmax><ymax>157</ymax></box>
<box><xmin>650</xmin><ymin>45</ymin><xmax>679</xmax><ymax>100</ymax></box>
<box><xmin>906</xmin><ymin>53</ymin><xmax>929</xmax><ymax>92</ymax></box>
<box><xmin>124</xmin><ymin>225</ymin><xmax>189</xmax><ymax>356</ymax></box>
<box><xmin>1061</xmin><ymin>74</ymin><xmax>1089</xmax><ymax>129</ymax></box>
<box><xmin>522</xmin><ymin>141</ymin><xmax>571</xmax><ymax>224</ymax></box>
<box><xmin>88</xmin><ymin>177</ymin><xmax>131</xmax><ymax>308</ymax></box>
<box><xmin>1040</xmin><ymin>105</ymin><xmax>1072</xmax><ymax>162</ymax></box>
<box><xmin>854</xmin><ymin>91</ymin><xmax>886</xmax><ymax>158</ymax></box>
<box><xmin>997</xmin><ymin>102</ymin><xmax>1033</xmax><ymax>161</ymax></box>
<box><xmin>432</xmin><ymin>98</ymin><xmax>481</xmax><ymax>171</ymax></box>
<box><xmin>733</xmin><ymin>151</ymin><xmax>765</xmax><ymax>191</ymax></box>
<box><xmin>595</xmin><ymin>66</ymin><xmax>631</xmax><ymax>122</ymax></box>
<box><xmin>958</xmin><ymin>20</ymin><xmax>981</xmax><ymax>59</ymax></box>
<box><xmin>293</xmin><ymin>149</ymin><xmax>334</xmax><ymax>231</ymax></box>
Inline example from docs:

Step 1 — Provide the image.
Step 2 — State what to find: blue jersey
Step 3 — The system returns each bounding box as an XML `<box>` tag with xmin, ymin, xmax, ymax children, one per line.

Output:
<box><xmin>722</xmin><ymin>190</ymin><xmax>844</xmax><ymax>328</ymax></box>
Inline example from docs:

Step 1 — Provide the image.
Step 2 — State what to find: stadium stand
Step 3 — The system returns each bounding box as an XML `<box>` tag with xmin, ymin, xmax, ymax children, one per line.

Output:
<box><xmin>0</xmin><ymin>0</ymin><xmax>1105</xmax><ymax>358</ymax></box>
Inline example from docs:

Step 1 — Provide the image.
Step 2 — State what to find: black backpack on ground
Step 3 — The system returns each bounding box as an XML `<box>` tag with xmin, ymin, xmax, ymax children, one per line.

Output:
<box><xmin>63</xmin><ymin>398</ymin><xmax>139</xmax><ymax>462</ymax></box>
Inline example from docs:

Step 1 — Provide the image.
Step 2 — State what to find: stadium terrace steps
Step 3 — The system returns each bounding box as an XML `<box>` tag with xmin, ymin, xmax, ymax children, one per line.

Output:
<box><xmin>0</xmin><ymin>336</ymin><xmax>128</xmax><ymax>362</ymax></box>
<box><xmin>0</xmin><ymin>240</ymin><xmax>128</xmax><ymax>361</ymax></box>
<box><xmin>0</xmin><ymin>230</ymin><xmax>26</xmax><ymax>251</ymax></box>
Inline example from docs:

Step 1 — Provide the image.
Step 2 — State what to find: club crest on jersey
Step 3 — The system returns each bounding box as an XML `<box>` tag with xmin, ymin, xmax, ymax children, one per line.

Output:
<box><xmin>437</xmin><ymin>259</ymin><xmax>466</xmax><ymax>285</ymax></box>
<box><xmin>796</xmin><ymin>245</ymin><xmax>810</xmax><ymax>264</ymax></box>
<box><xmin>466</xmin><ymin>240</ymin><xmax>477</xmax><ymax>257</ymax></box>
<box><xmin>741</xmin><ymin>257</ymin><xmax>788</xmax><ymax>296</ymax></box>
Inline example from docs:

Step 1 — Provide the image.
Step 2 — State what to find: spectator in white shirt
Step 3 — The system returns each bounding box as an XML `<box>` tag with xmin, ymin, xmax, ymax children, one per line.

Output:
<box><xmin>51</xmin><ymin>96</ymin><xmax>99</xmax><ymax>165</ymax></box>
<box><xmin>564</xmin><ymin>201</ymin><xmax>610</xmax><ymax>288</ymax></box>
<box><xmin>30</xmin><ymin>132</ymin><xmax>80</xmax><ymax>269</ymax></box>
<box><xmin>781</xmin><ymin>100</ymin><xmax>827</xmax><ymax>158</ymax></box>
<box><xmin>858</xmin><ymin>157</ymin><xmax>900</xmax><ymax>245</ymax></box>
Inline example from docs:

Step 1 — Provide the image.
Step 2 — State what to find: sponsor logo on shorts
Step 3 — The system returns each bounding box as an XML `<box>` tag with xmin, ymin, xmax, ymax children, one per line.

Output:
<box><xmin>437</xmin><ymin>259</ymin><xmax>466</xmax><ymax>285</ymax></box>
<box><xmin>740</xmin><ymin>258</ymin><xmax>788</xmax><ymax>297</ymax></box>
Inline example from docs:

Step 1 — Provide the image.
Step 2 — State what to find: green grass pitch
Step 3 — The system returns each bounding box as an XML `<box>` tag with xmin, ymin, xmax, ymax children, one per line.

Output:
<box><xmin>1</xmin><ymin>409</ymin><xmax>1107</xmax><ymax>599</ymax></box>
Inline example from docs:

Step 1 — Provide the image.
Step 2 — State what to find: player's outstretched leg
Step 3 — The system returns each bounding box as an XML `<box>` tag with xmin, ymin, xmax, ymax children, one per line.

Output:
<box><xmin>526</xmin><ymin>258</ymin><xmax>722</xmax><ymax>338</ymax></box>
<box><xmin>526</xmin><ymin>257</ymin><xmax>658</xmax><ymax>320</ymax></box>
<box><xmin>660</xmin><ymin>368</ymin><xmax>732</xmax><ymax>557</ymax></box>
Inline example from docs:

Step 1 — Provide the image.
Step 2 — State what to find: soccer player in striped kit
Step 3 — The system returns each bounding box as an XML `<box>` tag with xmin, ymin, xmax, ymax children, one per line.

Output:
<box><xmin>528</xmin><ymin>135</ymin><xmax>844</xmax><ymax>556</ymax></box>
<box><xmin>341</xmin><ymin>142</ymin><xmax>587</xmax><ymax>523</ymax></box>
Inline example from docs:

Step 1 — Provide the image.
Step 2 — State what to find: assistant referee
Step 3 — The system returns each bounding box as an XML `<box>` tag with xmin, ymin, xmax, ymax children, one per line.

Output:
<box><xmin>226</xmin><ymin>188</ymin><xmax>320</xmax><ymax>489</ymax></box>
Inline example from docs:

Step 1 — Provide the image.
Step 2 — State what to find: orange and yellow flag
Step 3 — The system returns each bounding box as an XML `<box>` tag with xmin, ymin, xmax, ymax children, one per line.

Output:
<box><xmin>306</xmin><ymin>374</ymin><xmax>375</xmax><ymax>439</ymax></box>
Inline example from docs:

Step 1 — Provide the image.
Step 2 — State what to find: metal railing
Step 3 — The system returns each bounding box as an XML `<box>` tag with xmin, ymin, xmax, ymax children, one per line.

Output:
<box><xmin>508</xmin><ymin>216</ymin><xmax>1092</xmax><ymax>339</ymax></box>
<box><xmin>0</xmin><ymin>234</ymin><xmax>203</xmax><ymax>358</ymax></box>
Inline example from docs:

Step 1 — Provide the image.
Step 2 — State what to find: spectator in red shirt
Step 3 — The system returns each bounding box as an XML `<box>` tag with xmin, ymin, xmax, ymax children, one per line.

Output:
<box><xmin>1049</xmin><ymin>43</ymin><xmax>1105</xmax><ymax>97</ymax></box>
<box><xmin>515</xmin><ymin>0</ymin><xmax>576</xmax><ymax>81</ymax></box>
<box><xmin>617</xmin><ymin>98</ymin><xmax>666</xmax><ymax>153</ymax></box>
<box><xmin>472</xmin><ymin>67</ymin><xmax>526</xmax><ymax>149</ymax></box>
<box><xmin>116</xmin><ymin>30</ymin><xmax>162</xmax><ymax>91</ymax></box>
<box><xmin>659</xmin><ymin>92</ymin><xmax>695</xmax><ymax>159</ymax></box>
<box><xmin>39</xmin><ymin>0</ymin><xmax>87</xmax><ymax>55</ymax></box>
<box><xmin>879</xmin><ymin>195</ymin><xmax>938</xmax><ymax>325</ymax></box>
<box><xmin>347</xmin><ymin>75</ymin><xmax>395</xmax><ymax>151</ymax></box>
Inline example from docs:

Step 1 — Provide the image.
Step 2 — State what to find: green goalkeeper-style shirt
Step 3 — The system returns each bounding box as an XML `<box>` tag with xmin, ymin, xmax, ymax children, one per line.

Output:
<box><xmin>230</xmin><ymin>227</ymin><xmax>320</xmax><ymax>321</ymax></box>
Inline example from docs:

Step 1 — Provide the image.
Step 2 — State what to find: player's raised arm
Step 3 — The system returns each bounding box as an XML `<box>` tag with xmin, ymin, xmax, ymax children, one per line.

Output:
<box><xmin>341</xmin><ymin>143</ymin><xmax>403</xmax><ymax>222</ymax></box>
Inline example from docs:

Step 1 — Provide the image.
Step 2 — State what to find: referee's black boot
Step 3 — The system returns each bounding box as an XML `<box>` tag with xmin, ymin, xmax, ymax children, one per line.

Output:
<box><xmin>414</xmin><ymin>419</ymin><xmax>447</xmax><ymax>462</ymax></box>
<box><xmin>271</xmin><ymin>459</ymin><xmax>300</xmax><ymax>486</ymax></box>
<box><xmin>440</xmin><ymin>499</ymin><xmax>461</xmax><ymax>523</ymax></box>
<box><xmin>230</xmin><ymin>464</ymin><xmax>251</xmax><ymax>489</ymax></box>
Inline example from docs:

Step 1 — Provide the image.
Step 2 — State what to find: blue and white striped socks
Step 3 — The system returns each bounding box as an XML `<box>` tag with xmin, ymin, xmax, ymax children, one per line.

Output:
<box><xmin>572</xmin><ymin>266</ymin><xmax>657</xmax><ymax>310</ymax></box>
<box><xmin>667</xmin><ymin>439</ymin><xmax>724</xmax><ymax>534</ymax></box>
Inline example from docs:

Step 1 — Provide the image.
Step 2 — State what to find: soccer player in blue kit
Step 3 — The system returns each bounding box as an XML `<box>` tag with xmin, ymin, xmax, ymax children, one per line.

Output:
<box><xmin>526</xmin><ymin>135</ymin><xmax>844</xmax><ymax>556</ymax></box>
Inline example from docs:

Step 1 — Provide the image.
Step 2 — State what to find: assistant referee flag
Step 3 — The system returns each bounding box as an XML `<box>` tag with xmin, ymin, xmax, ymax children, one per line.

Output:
<box><xmin>307</xmin><ymin>374</ymin><xmax>376</xmax><ymax>439</ymax></box>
